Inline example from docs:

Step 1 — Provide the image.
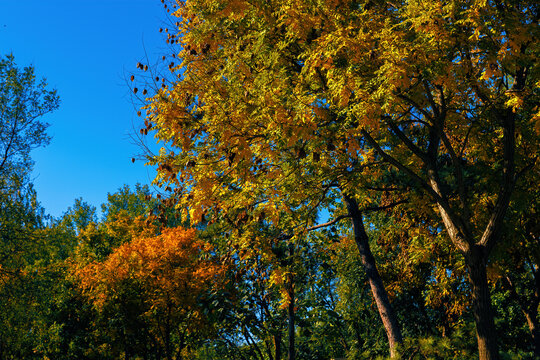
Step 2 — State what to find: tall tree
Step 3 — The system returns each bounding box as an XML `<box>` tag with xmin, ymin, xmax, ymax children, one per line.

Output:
<box><xmin>0</xmin><ymin>53</ymin><xmax>62</xmax><ymax>358</ymax></box>
<box><xmin>0</xmin><ymin>52</ymin><xmax>59</xmax><ymax>292</ymax></box>
<box><xmin>137</xmin><ymin>1</ymin><xmax>405</xmax><ymax>355</ymax></box>
<box><xmin>0</xmin><ymin>54</ymin><xmax>59</xmax><ymax>179</ymax></box>
<box><xmin>138</xmin><ymin>1</ymin><xmax>538</xmax><ymax>358</ymax></box>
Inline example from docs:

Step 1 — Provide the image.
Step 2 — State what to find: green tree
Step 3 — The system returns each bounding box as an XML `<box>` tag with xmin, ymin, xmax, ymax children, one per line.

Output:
<box><xmin>0</xmin><ymin>54</ymin><xmax>59</xmax><ymax>179</ymax></box>
<box><xmin>0</xmin><ymin>54</ymin><xmax>63</xmax><ymax>358</ymax></box>
<box><xmin>101</xmin><ymin>183</ymin><xmax>156</xmax><ymax>223</ymax></box>
<box><xmin>0</xmin><ymin>52</ymin><xmax>59</xmax><ymax>280</ymax></box>
<box><xmin>61</xmin><ymin>198</ymin><xmax>98</xmax><ymax>235</ymax></box>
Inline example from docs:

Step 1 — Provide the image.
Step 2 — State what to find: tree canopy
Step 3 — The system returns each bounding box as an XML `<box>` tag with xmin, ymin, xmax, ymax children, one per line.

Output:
<box><xmin>137</xmin><ymin>1</ymin><xmax>538</xmax><ymax>359</ymax></box>
<box><xmin>0</xmin><ymin>1</ymin><xmax>538</xmax><ymax>359</ymax></box>
<box><xmin>0</xmin><ymin>54</ymin><xmax>59</xmax><ymax>180</ymax></box>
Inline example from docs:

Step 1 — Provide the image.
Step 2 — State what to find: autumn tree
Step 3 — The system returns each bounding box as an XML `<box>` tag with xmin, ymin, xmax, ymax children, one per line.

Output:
<box><xmin>137</xmin><ymin>1</ymin><xmax>538</xmax><ymax>358</ymax></box>
<box><xmin>136</xmin><ymin>0</ymin><xmax>409</xmax><ymax>356</ymax></box>
<box><xmin>313</xmin><ymin>2</ymin><xmax>537</xmax><ymax>359</ymax></box>
<box><xmin>76</xmin><ymin>226</ymin><xmax>227</xmax><ymax>359</ymax></box>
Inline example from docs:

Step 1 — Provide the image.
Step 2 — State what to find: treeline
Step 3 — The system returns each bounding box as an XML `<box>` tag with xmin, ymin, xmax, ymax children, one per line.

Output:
<box><xmin>1</xmin><ymin>0</ymin><xmax>539</xmax><ymax>359</ymax></box>
<box><xmin>1</xmin><ymin>161</ymin><xmax>538</xmax><ymax>359</ymax></box>
<box><xmin>0</xmin><ymin>148</ymin><xmax>537</xmax><ymax>359</ymax></box>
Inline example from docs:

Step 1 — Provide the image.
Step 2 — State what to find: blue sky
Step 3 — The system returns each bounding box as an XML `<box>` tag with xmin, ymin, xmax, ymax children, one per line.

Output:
<box><xmin>1</xmin><ymin>0</ymin><xmax>169</xmax><ymax>218</ymax></box>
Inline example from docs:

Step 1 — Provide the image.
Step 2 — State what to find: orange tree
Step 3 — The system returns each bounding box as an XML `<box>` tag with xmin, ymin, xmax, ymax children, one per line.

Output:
<box><xmin>138</xmin><ymin>1</ymin><xmax>538</xmax><ymax>359</ymax></box>
<box><xmin>76</xmin><ymin>226</ymin><xmax>227</xmax><ymax>359</ymax></box>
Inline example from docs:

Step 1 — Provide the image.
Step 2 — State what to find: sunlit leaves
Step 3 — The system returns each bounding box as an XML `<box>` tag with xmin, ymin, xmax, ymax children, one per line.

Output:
<box><xmin>75</xmin><ymin>226</ymin><xmax>227</xmax><ymax>357</ymax></box>
<box><xmin>137</xmin><ymin>2</ymin><xmax>538</xmax><ymax>357</ymax></box>
<box><xmin>77</xmin><ymin>226</ymin><xmax>225</xmax><ymax>310</ymax></box>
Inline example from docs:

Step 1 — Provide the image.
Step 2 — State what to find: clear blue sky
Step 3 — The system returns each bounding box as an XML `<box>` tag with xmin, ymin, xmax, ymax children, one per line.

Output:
<box><xmin>1</xmin><ymin>0</ymin><xmax>168</xmax><ymax>218</ymax></box>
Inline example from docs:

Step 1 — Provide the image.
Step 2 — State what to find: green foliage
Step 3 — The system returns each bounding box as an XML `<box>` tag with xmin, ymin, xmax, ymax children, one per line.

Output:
<box><xmin>101</xmin><ymin>183</ymin><xmax>155</xmax><ymax>223</ymax></box>
<box><xmin>0</xmin><ymin>53</ymin><xmax>59</xmax><ymax>179</ymax></box>
<box><xmin>61</xmin><ymin>197</ymin><xmax>98</xmax><ymax>235</ymax></box>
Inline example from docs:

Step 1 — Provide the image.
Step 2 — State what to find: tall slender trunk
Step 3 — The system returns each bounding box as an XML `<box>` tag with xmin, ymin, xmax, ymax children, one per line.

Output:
<box><xmin>503</xmin><ymin>273</ymin><xmax>540</xmax><ymax>358</ymax></box>
<box><xmin>287</xmin><ymin>244</ymin><xmax>295</xmax><ymax>360</ymax></box>
<box><xmin>466</xmin><ymin>247</ymin><xmax>500</xmax><ymax>360</ymax></box>
<box><xmin>343</xmin><ymin>194</ymin><xmax>403</xmax><ymax>358</ymax></box>
<box><xmin>274</xmin><ymin>332</ymin><xmax>282</xmax><ymax>360</ymax></box>
<box><xmin>524</xmin><ymin>311</ymin><xmax>540</xmax><ymax>358</ymax></box>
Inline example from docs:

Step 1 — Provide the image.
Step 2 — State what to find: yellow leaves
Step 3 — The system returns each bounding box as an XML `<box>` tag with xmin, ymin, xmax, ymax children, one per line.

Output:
<box><xmin>531</xmin><ymin>105</ymin><xmax>540</xmax><ymax>136</ymax></box>
<box><xmin>267</xmin><ymin>267</ymin><xmax>294</xmax><ymax>309</ymax></box>
<box><xmin>473</xmin><ymin>0</ymin><xmax>488</xmax><ymax>10</ymax></box>
<box><xmin>505</xmin><ymin>90</ymin><xmax>525</xmax><ymax>113</ymax></box>
<box><xmin>105</xmin><ymin>212</ymin><xmax>156</xmax><ymax>241</ymax></box>
<box><xmin>216</xmin><ymin>0</ymin><xmax>248</xmax><ymax>20</ymax></box>
<box><xmin>188</xmin><ymin>205</ymin><xmax>203</xmax><ymax>224</ymax></box>
<box><xmin>277</xmin><ymin>2</ymin><xmax>315</xmax><ymax>41</ymax></box>
<box><xmin>279</xmin><ymin>287</ymin><xmax>292</xmax><ymax>310</ymax></box>
<box><xmin>480</xmin><ymin>61</ymin><xmax>501</xmax><ymax>82</ymax></box>
<box><xmin>143</xmin><ymin>0</ymin><xmax>539</xmax><ymax>283</ymax></box>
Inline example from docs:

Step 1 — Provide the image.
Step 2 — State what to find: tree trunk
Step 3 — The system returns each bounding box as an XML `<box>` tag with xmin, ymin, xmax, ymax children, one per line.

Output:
<box><xmin>343</xmin><ymin>194</ymin><xmax>403</xmax><ymax>358</ymax></box>
<box><xmin>503</xmin><ymin>273</ymin><xmax>540</xmax><ymax>358</ymax></box>
<box><xmin>274</xmin><ymin>332</ymin><xmax>282</xmax><ymax>360</ymax></box>
<box><xmin>523</xmin><ymin>310</ymin><xmax>540</xmax><ymax>358</ymax></box>
<box><xmin>466</xmin><ymin>247</ymin><xmax>500</xmax><ymax>360</ymax></box>
<box><xmin>287</xmin><ymin>244</ymin><xmax>296</xmax><ymax>360</ymax></box>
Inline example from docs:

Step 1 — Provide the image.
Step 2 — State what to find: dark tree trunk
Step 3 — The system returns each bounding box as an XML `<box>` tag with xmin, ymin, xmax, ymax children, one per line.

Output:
<box><xmin>343</xmin><ymin>194</ymin><xmax>403</xmax><ymax>358</ymax></box>
<box><xmin>504</xmin><ymin>272</ymin><xmax>540</xmax><ymax>358</ymax></box>
<box><xmin>466</xmin><ymin>246</ymin><xmax>500</xmax><ymax>360</ymax></box>
<box><xmin>287</xmin><ymin>244</ymin><xmax>295</xmax><ymax>360</ymax></box>
<box><xmin>274</xmin><ymin>332</ymin><xmax>282</xmax><ymax>360</ymax></box>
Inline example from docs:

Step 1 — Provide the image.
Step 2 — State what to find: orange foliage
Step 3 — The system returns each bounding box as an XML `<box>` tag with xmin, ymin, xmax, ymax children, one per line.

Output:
<box><xmin>76</xmin><ymin>227</ymin><xmax>225</xmax><ymax>319</ymax></box>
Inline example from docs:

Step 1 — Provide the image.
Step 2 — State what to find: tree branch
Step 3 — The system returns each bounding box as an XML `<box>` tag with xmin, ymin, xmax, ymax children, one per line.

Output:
<box><xmin>440</xmin><ymin>131</ymin><xmax>469</xmax><ymax>218</ymax></box>
<box><xmin>361</xmin><ymin>129</ymin><xmax>471</xmax><ymax>253</ymax></box>
<box><xmin>386</xmin><ymin>119</ymin><xmax>430</xmax><ymax>163</ymax></box>
<box><xmin>305</xmin><ymin>215</ymin><xmax>351</xmax><ymax>232</ymax></box>
<box><xmin>478</xmin><ymin>110</ymin><xmax>516</xmax><ymax>253</ymax></box>
<box><xmin>363</xmin><ymin>199</ymin><xmax>408</xmax><ymax>213</ymax></box>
